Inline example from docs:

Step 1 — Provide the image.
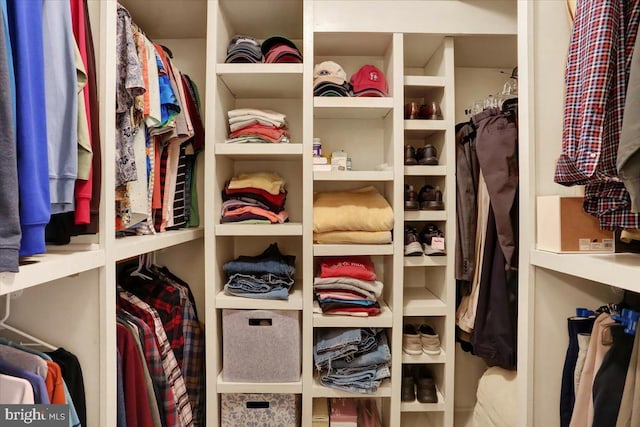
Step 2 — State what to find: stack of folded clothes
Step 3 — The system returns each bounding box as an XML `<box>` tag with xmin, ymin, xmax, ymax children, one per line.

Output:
<box><xmin>225</xmin><ymin>108</ymin><xmax>291</xmax><ymax>144</ymax></box>
<box><xmin>314</xmin><ymin>328</ymin><xmax>391</xmax><ymax>394</ymax></box>
<box><xmin>223</xmin><ymin>243</ymin><xmax>295</xmax><ymax>300</ymax></box>
<box><xmin>221</xmin><ymin>172</ymin><xmax>289</xmax><ymax>224</ymax></box>
<box><xmin>225</xmin><ymin>35</ymin><xmax>263</xmax><ymax>63</ymax></box>
<box><xmin>225</xmin><ymin>35</ymin><xmax>302</xmax><ymax>64</ymax></box>
<box><xmin>313</xmin><ymin>61</ymin><xmax>352</xmax><ymax>97</ymax></box>
<box><xmin>313</xmin><ymin>186</ymin><xmax>394</xmax><ymax>244</ymax></box>
<box><xmin>313</xmin><ymin>256</ymin><xmax>384</xmax><ymax>317</ymax></box>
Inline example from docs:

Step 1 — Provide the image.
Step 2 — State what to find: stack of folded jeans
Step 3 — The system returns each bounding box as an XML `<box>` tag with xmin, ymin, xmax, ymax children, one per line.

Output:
<box><xmin>225</xmin><ymin>108</ymin><xmax>291</xmax><ymax>144</ymax></box>
<box><xmin>221</xmin><ymin>172</ymin><xmax>289</xmax><ymax>224</ymax></box>
<box><xmin>314</xmin><ymin>328</ymin><xmax>391</xmax><ymax>394</ymax></box>
<box><xmin>223</xmin><ymin>243</ymin><xmax>295</xmax><ymax>300</ymax></box>
<box><xmin>313</xmin><ymin>256</ymin><xmax>384</xmax><ymax>317</ymax></box>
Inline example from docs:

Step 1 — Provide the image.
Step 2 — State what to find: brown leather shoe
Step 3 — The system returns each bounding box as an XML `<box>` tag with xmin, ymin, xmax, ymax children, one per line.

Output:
<box><xmin>416</xmin><ymin>144</ymin><xmax>438</xmax><ymax>165</ymax></box>
<box><xmin>405</xmin><ymin>145</ymin><xmax>417</xmax><ymax>165</ymax></box>
<box><xmin>405</xmin><ymin>184</ymin><xmax>419</xmax><ymax>210</ymax></box>
<box><xmin>418</xmin><ymin>185</ymin><xmax>444</xmax><ymax>210</ymax></box>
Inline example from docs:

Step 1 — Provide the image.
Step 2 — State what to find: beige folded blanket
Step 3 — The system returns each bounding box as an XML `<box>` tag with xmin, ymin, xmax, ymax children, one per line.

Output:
<box><xmin>313</xmin><ymin>186</ymin><xmax>394</xmax><ymax>233</ymax></box>
<box><xmin>228</xmin><ymin>172</ymin><xmax>285</xmax><ymax>195</ymax></box>
<box><xmin>313</xmin><ymin>230</ymin><xmax>392</xmax><ymax>244</ymax></box>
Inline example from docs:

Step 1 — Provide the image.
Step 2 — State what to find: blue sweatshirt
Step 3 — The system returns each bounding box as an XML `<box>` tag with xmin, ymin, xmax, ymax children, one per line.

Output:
<box><xmin>6</xmin><ymin>0</ymin><xmax>50</xmax><ymax>256</ymax></box>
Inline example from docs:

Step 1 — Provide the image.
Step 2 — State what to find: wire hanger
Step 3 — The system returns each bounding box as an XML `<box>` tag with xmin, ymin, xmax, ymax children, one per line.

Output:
<box><xmin>0</xmin><ymin>295</ymin><xmax>57</xmax><ymax>351</ymax></box>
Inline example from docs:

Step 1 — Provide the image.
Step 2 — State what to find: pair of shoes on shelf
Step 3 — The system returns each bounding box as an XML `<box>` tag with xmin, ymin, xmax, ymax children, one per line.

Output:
<box><xmin>404</xmin><ymin>101</ymin><xmax>443</xmax><ymax>120</ymax></box>
<box><xmin>404</xmin><ymin>224</ymin><xmax>446</xmax><ymax>256</ymax></box>
<box><xmin>405</xmin><ymin>184</ymin><xmax>419</xmax><ymax>210</ymax></box>
<box><xmin>401</xmin><ymin>365</ymin><xmax>438</xmax><ymax>403</ymax></box>
<box><xmin>402</xmin><ymin>324</ymin><xmax>441</xmax><ymax>355</ymax></box>
<box><xmin>404</xmin><ymin>144</ymin><xmax>439</xmax><ymax>166</ymax></box>
<box><xmin>418</xmin><ymin>185</ymin><xmax>444</xmax><ymax>210</ymax></box>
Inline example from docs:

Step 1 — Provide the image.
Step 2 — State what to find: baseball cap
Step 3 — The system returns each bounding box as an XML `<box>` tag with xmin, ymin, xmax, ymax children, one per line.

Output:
<box><xmin>313</xmin><ymin>61</ymin><xmax>348</xmax><ymax>86</ymax></box>
<box><xmin>261</xmin><ymin>36</ymin><xmax>302</xmax><ymax>63</ymax></box>
<box><xmin>350</xmin><ymin>64</ymin><xmax>388</xmax><ymax>97</ymax></box>
<box><xmin>225</xmin><ymin>35</ymin><xmax>263</xmax><ymax>63</ymax></box>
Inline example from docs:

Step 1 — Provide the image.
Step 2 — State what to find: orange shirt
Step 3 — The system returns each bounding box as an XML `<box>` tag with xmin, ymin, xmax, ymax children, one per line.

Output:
<box><xmin>44</xmin><ymin>361</ymin><xmax>66</xmax><ymax>404</ymax></box>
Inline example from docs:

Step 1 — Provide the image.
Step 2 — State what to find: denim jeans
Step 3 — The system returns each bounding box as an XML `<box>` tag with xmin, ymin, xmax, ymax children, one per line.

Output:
<box><xmin>314</xmin><ymin>328</ymin><xmax>363</xmax><ymax>370</ymax></box>
<box><xmin>223</xmin><ymin>243</ymin><xmax>296</xmax><ymax>277</ymax></box>
<box><xmin>332</xmin><ymin>332</ymin><xmax>391</xmax><ymax>369</ymax></box>
<box><xmin>225</xmin><ymin>273</ymin><xmax>293</xmax><ymax>291</ymax></box>
<box><xmin>224</xmin><ymin>285</ymin><xmax>290</xmax><ymax>300</ymax></box>
<box><xmin>320</xmin><ymin>364</ymin><xmax>391</xmax><ymax>394</ymax></box>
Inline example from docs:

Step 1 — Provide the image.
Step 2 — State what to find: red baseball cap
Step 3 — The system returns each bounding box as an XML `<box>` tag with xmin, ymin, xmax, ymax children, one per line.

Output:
<box><xmin>350</xmin><ymin>64</ymin><xmax>388</xmax><ymax>97</ymax></box>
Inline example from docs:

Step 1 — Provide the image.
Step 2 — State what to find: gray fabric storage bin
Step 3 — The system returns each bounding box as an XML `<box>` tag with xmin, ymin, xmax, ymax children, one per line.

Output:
<box><xmin>221</xmin><ymin>393</ymin><xmax>300</xmax><ymax>426</ymax></box>
<box><xmin>222</xmin><ymin>309</ymin><xmax>301</xmax><ymax>382</ymax></box>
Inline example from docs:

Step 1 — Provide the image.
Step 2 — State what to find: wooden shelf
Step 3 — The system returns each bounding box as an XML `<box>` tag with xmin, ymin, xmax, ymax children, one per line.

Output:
<box><xmin>311</xmin><ymin>376</ymin><xmax>392</xmax><ymax>397</ymax></box>
<box><xmin>217</xmin><ymin>63</ymin><xmax>303</xmax><ymax>98</ymax></box>
<box><xmin>216</xmin><ymin>372</ymin><xmax>302</xmax><ymax>394</ymax></box>
<box><xmin>215</xmin><ymin>287</ymin><xmax>303</xmax><ymax>310</ymax></box>
<box><xmin>404</xmin><ymin>120</ymin><xmax>448</xmax><ymax>131</ymax></box>
<box><xmin>400</xmin><ymin>389</ymin><xmax>446</xmax><ymax>412</ymax></box>
<box><xmin>404</xmin><ymin>165</ymin><xmax>447</xmax><ymax>176</ymax></box>
<box><xmin>404</xmin><ymin>75</ymin><xmax>446</xmax><ymax>88</ymax></box>
<box><xmin>215</xmin><ymin>143</ymin><xmax>303</xmax><ymax>160</ymax></box>
<box><xmin>314</xmin><ymin>300</ymin><xmax>392</xmax><ymax>328</ymax></box>
<box><xmin>403</xmin><ymin>256</ymin><xmax>447</xmax><ymax>267</ymax></box>
<box><xmin>114</xmin><ymin>228</ymin><xmax>204</xmax><ymax>261</ymax></box>
<box><xmin>0</xmin><ymin>250</ymin><xmax>105</xmax><ymax>296</ymax></box>
<box><xmin>215</xmin><ymin>223</ymin><xmax>303</xmax><ymax>236</ymax></box>
<box><xmin>314</xmin><ymin>170</ymin><xmax>394</xmax><ymax>181</ymax></box>
<box><xmin>402</xmin><ymin>349</ymin><xmax>447</xmax><ymax>364</ymax></box>
<box><xmin>314</xmin><ymin>97</ymin><xmax>394</xmax><ymax>119</ymax></box>
<box><xmin>404</xmin><ymin>210</ymin><xmax>447</xmax><ymax>222</ymax></box>
<box><xmin>403</xmin><ymin>287</ymin><xmax>447</xmax><ymax>316</ymax></box>
<box><xmin>530</xmin><ymin>250</ymin><xmax>640</xmax><ymax>293</ymax></box>
<box><xmin>314</xmin><ymin>244</ymin><xmax>394</xmax><ymax>257</ymax></box>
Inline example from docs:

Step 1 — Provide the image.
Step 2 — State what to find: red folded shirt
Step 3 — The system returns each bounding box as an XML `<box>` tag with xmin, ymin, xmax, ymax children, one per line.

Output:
<box><xmin>223</xmin><ymin>184</ymin><xmax>286</xmax><ymax>210</ymax></box>
<box><xmin>322</xmin><ymin>307</ymin><xmax>381</xmax><ymax>317</ymax></box>
<box><xmin>318</xmin><ymin>256</ymin><xmax>377</xmax><ymax>281</ymax></box>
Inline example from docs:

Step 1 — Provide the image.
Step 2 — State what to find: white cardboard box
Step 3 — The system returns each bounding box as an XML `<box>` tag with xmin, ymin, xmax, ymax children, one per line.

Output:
<box><xmin>536</xmin><ymin>196</ymin><xmax>614</xmax><ymax>253</ymax></box>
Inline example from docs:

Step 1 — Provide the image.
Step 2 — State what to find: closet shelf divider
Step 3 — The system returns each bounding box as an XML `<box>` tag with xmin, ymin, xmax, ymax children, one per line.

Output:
<box><xmin>215</xmin><ymin>223</ymin><xmax>304</xmax><ymax>237</ymax></box>
<box><xmin>313</xmin><ymin>170</ymin><xmax>394</xmax><ymax>182</ymax></box>
<box><xmin>217</xmin><ymin>63</ymin><xmax>303</xmax><ymax>98</ymax></box>
<box><xmin>114</xmin><ymin>228</ymin><xmax>204</xmax><ymax>262</ymax></box>
<box><xmin>313</xmin><ymin>244</ymin><xmax>394</xmax><ymax>257</ymax></box>
<box><xmin>214</xmin><ymin>143</ymin><xmax>303</xmax><ymax>160</ymax></box>
<box><xmin>313</xmin><ymin>97</ymin><xmax>394</xmax><ymax>119</ymax></box>
<box><xmin>402</xmin><ymin>287</ymin><xmax>447</xmax><ymax>316</ymax></box>
<box><xmin>215</xmin><ymin>287</ymin><xmax>303</xmax><ymax>311</ymax></box>
<box><xmin>404</xmin><ymin>165</ymin><xmax>447</xmax><ymax>176</ymax></box>
<box><xmin>404</xmin><ymin>210</ymin><xmax>447</xmax><ymax>222</ymax></box>
<box><xmin>404</xmin><ymin>75</ymin><xmax>446</xmax><ymax>88</ymax></box>
<box><xmin>216</xmin><ymin>372</ymin><xmax>303</xmax><ymax>394</ymax></box>
<box><xmin>404</xmin><ymin>120</ymin><xmax>448</xmax><ymax>131</ymax></box>
<box><xmin>403</xmin><ymin>256</ymin><xmax>447</xmax><ymax>268</ymax></box>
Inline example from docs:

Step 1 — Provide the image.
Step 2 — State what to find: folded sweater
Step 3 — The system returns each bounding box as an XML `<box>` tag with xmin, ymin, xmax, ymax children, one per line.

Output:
<box><xmin>313</xmin><ymin>186</ymin><xmax>393</xmax><ymax>233</ymax></box>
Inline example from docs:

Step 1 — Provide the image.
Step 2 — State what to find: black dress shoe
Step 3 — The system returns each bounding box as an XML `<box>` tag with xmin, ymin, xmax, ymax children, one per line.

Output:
<box><xmin>414</xmin><ymin>365</ymin><xmax>438</xmax><ymax>404</ymax></box>
<box><xmin>418</xmin><ymin>185</ymin><xmax>444</xmax><ymax>210</ymax></box>
<box><xmin>416</xmin><ymin>144</ymin><xmax>438</xmax><ymax>165</ymax></box>
<box><xmin>405</xmin><ymin>145</ymin><xmax>417</xmax><ymax>165</ymax></box>
<box><xmin>401</xmin><ymin>365</ymin><xmax>416</xmax><ymax>402</ymax></box>
<box><xmin>405</xmin><ymin>184</ymin><xmax>419</xmax><ymax>210</ymax></box>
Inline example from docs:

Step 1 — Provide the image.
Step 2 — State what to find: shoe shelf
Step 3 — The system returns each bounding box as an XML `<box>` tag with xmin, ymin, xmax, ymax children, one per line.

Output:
<box><xmin>404</xmin><ymin>165</ymin><xmax>447</xmax><ymax>176</ymax></box>
<box><xmin>404</xmin><ymin>210</ymin><xmax>447</xmax><ymax>222</ymax></box>
<box><xmin>403</xmin><ymin>256</ymin><xmax>447</xmax><ymax>268</ymax></box>
<box><xmin>313</xmin><ymin>244</ymin><xmax>394</xmax><ymax>257</ymax></box>
<box><xmin>402</xmin><ymin>350</ymin><xmax>447</xmax><ymax>364</ymax></box>
<box><xmin>217</xmin><ymin>63</ymin><xmax>303</xmax><ymax>98</ymax></box>
<box><xmin>216</xmin><ymin>372</ymin><xmax>303</xmax><ymax>394</ymax></box>
<box><xmin>214</xmin><ymin>143</ymin><xmax>303</xmax><ymax>160</ymax></box>
<box><xmin>531</xmin><ymin>249</ymin><xmax>640</xmax><ymax>294</ymax></box>
<box><xmin>404</xmin><ymin>75</ymin><xmax>446</xmax><ymax>88</ymax></box>
<box><xmin>313</xmin><ymin>170</ymin><xmax>394</xmax><ymax>181</ymax></box>
<box><xmin>0</xmin><ymin>249</ymin><xmax>105</xmax><ymax>296</ymax></box>
<box><xmin>215</xmin><ymin>285</ymin><xmax>303</xmax><ymax>311</ymax></box>
<box><xmin>400</xmin><ymin>388</ymin><xmax>446</xmax><ymax>412</ymax></box>
<box><xmin>314</xmin><ymin>97</ymin><xmax>394</xmax><ymax>119</ymax></box>
<box><xmin>311</xmin><ymin>376</ymin><xmax>392</xmax><ymax>398</ymax></box>
<box><xmin>215</xmin><ymin>223</ymin><xmax>303</xmax><ymax>236</ymax></box>
<box><xmin>313</xmin><ymin>300</ymin><xmax>393</xmax><ymax>328</ymax></box>
<box><xmin>402</xmin><ymin>287</ymin><xmax>447</xmax><ymax>316</ymax></box>
<box><xmin>114</xmin><ymin>228</ymin><xmax>204</xmax><ymax>261</ymax></box>
<box><xmin>404</xmin><ymin>120</ymin><xmax>448</xmax><ymax>131</ymax></box>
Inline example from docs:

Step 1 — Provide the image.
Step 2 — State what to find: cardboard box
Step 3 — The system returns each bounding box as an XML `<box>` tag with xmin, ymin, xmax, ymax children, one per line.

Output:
<box><xmin>536</xmin><ymin>196</ymin><xmax>614</xmax><ymax>253</ymax></box>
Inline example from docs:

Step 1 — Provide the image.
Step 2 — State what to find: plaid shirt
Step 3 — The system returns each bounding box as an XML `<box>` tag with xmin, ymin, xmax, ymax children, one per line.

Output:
<box><xmin>118</xmin><ymin>311</ymin><xmax>179</xmax><ymax>427</ymax></box>
<box><xmin>155</xmin><ymin>269</ymin><xmax>205</xmax><ymax>427</ymax></box>
<box><xmin>118</xmin><ymin>291</ymin><xmax>193</xmax><ymax>427</ymax></box>
<box><xmin>556</xmin><ymin>0</ymin><xmax>640</xmax><ymax>229</ymax></box>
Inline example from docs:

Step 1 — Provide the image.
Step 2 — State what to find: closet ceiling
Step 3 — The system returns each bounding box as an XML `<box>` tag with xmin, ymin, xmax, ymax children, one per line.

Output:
<box><xmin>119</xmin><ymin>0</ymin><xmax>207</xmax><ymax>39</ymax></box>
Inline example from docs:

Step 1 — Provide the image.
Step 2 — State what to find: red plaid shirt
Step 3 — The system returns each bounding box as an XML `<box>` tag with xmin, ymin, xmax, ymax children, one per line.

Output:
<box><xmin>555</xmin><ymin>0</ymin><xmax>640</xmax><ymax>229</ymax></box>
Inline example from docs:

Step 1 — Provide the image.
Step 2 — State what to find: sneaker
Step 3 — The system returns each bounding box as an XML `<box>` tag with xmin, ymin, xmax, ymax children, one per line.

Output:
<box><xmin>404</xmin><ymin>144</ymin><xmax>417</xmax><ymax>165</ymax></box>
<box><xmin>420</xmin><ymin>224</ymin><xmax>446</xmax><ymax>256</ymax></box>
<box><xmin>419</xmin><ymin>324</ymin><xmax>441</xmax><ymax>355</ymax></box>
<box><xmin>402</xmin><ymin>324</ymin><xmax>423</xmax><ymax>355</ymax></box>
<box><xmin>418</xmin><ymin>185</ymin><xmax>444</xmax><ymax>210</ymax></box>
<box><xmin>404</xmin><ymin>227</ymin><xmax>424</xmax><ymax>257</ymax></box>
<box><xmin>404</xmin><ymin>184</ymin><xmax>419</xmax><ymax>210</ymax></box>
<box><xmin>416</xmin><ymin>144</ymin><xmax>438</xmax><ymax>165</ymax></box>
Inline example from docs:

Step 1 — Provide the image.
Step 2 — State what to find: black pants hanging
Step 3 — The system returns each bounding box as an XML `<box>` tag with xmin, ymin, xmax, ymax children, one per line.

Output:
<box><xmin>560</xmin><ymin>317</ymin><xmax>595</xmax><ymax>427</ymax></box>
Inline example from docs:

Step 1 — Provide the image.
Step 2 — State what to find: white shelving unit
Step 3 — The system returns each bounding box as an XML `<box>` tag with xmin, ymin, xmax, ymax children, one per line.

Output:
<box><xmin>217</xmin><ymin>373</ymin><xmax>304</xmax><ymax>394</ymax></box>
<box><xmin>404</xmin><ymin>211</ymin><xmax>448</xmax><ymax>221</ymax></box>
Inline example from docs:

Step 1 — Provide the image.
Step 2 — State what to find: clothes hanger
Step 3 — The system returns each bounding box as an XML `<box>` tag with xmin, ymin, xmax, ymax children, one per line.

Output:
<box><xmin>130</xmin><ymin>253</ymin><xmax>153</xmax><ymax>281</ymax></box>
<box><xmin>0</xmin><ymin>295</ymin><xmax>57</xmax><ymax>351</ymax></box>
